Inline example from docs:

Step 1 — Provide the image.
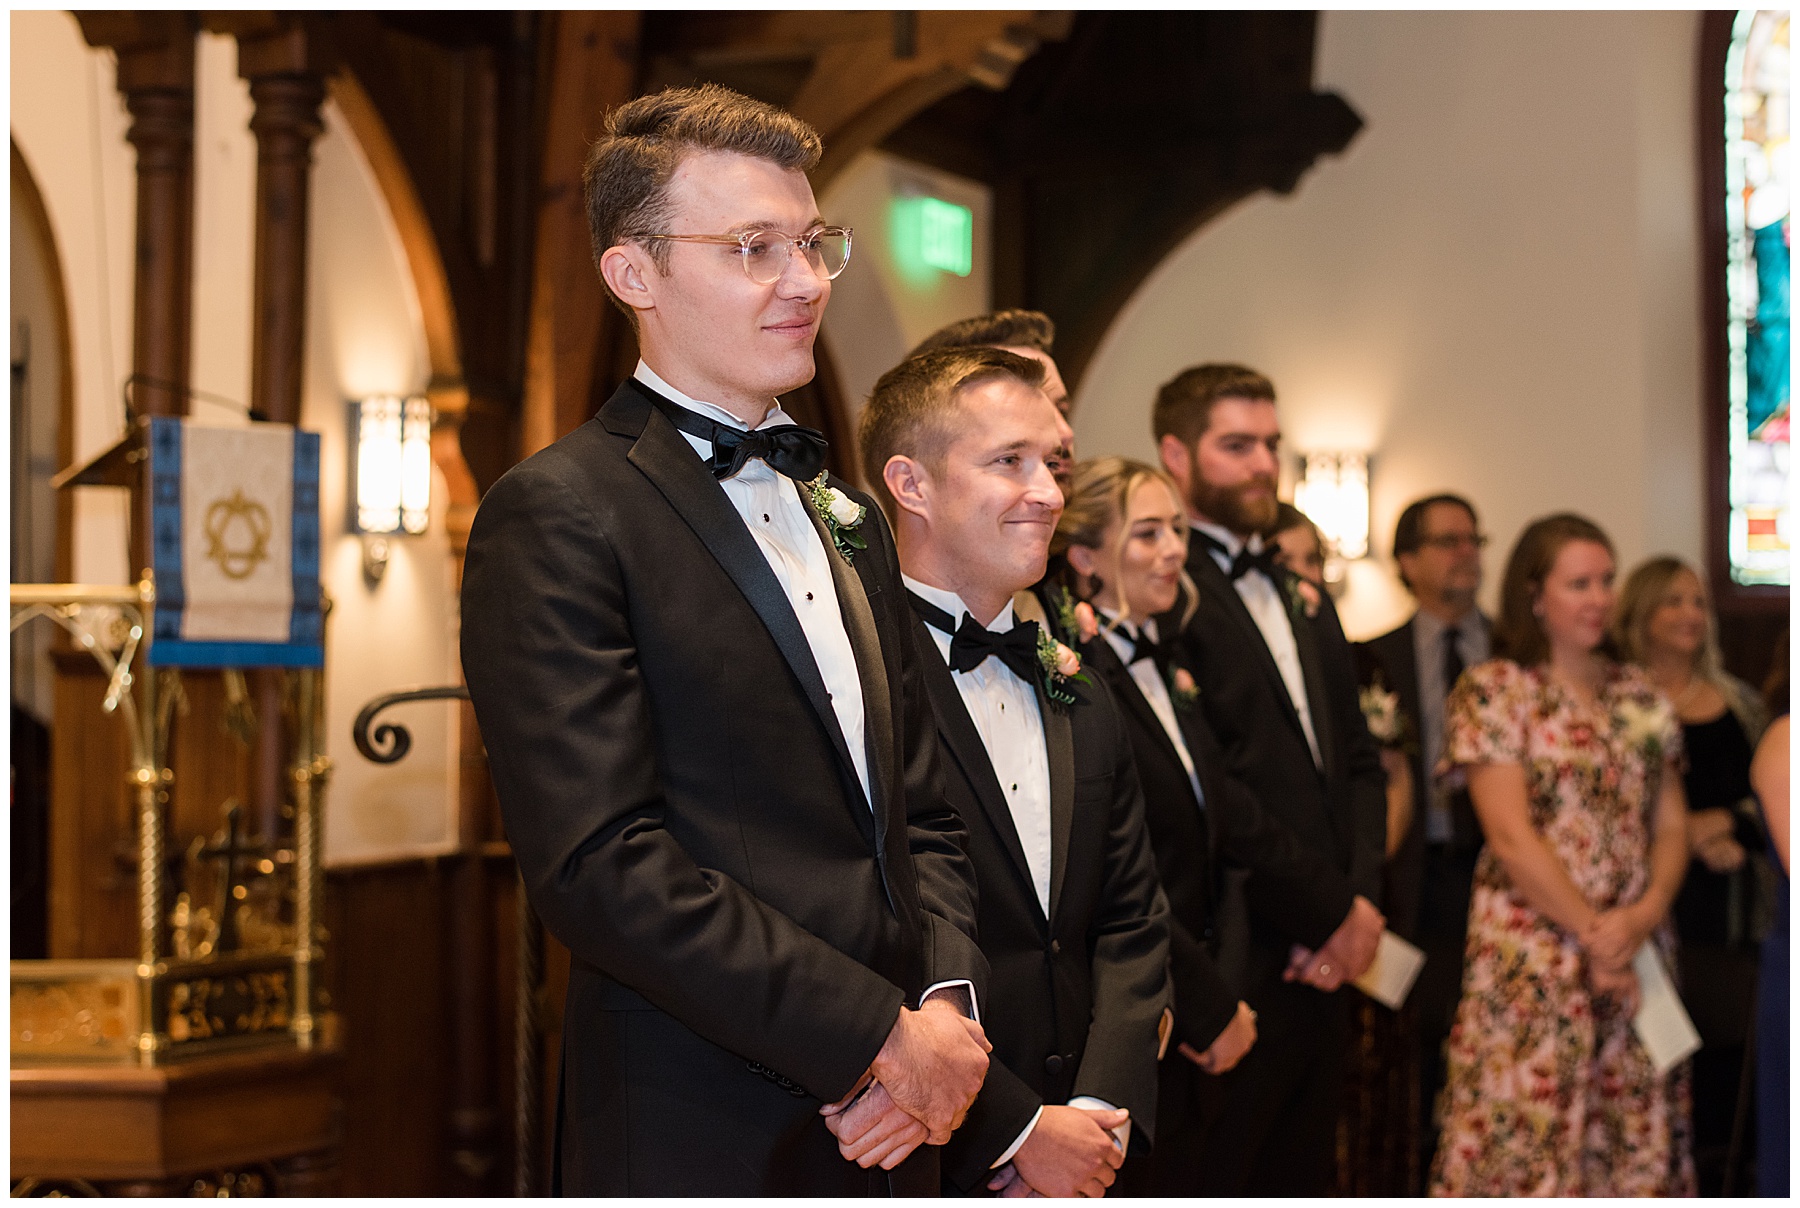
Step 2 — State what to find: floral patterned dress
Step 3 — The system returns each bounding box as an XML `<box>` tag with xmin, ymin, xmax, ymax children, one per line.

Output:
<box><xmin>1427</xmin><ymin>659</ymin><xmax>1695</xmax><ymax>1197</ymax></box>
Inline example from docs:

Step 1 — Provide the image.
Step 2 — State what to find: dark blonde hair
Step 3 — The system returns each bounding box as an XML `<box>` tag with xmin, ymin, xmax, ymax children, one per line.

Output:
<box><xmin>1492</xmin><ymin>512</ymin><xmax>1617</xmax><ymax>667</ymax></box>
<box><xmin>583</xmin><ymin>85</ymin><xmax>822</xmax><ymax>315</ymax></box>
<box><xmin>858</xmin><ymin>347</ymin><xmax>1046</xmax><ymax>518</ymax></box>
<box><xmin>1614</xmin><ymin>555</ymin><xmax>1761</xmax><ymax>733</ymax></box>
<box><xmin>1053</xmin><ymin>456</ymin><xmax>1197</xmax><ymax>631</ymax></box>
<box><xmin>910</xmin><ymin>309</ymin><xmax>1055</xmax><ymax>358</ymax></box>
<box><xmin>1151</xmin><ymin>363</ymin><xmax>1276</xmax><ymax>447</ymax></box>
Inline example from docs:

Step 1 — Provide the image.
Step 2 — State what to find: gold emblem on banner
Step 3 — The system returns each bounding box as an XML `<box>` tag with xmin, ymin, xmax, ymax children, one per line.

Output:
<box><xmin>203</xmin><ymin>490</ymin><xmax>273</xmax><ymax>580</ymax></box>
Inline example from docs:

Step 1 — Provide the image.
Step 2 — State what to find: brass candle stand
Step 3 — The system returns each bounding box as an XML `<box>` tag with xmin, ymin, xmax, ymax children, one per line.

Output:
<box><xmin>10</xmin><ymin>578</ymin><xmax>331</xmax><ymax>1066</ymax></box>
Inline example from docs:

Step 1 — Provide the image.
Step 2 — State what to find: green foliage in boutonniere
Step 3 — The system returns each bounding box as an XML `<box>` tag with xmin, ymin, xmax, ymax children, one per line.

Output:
<box><xmin>1050</xmin><ymin>584</ymin><xmax>1080</xmax><ymax>645</ymax></box>
<box><xmin>808</xmin><ymin>472</ymin><xmax>867</xmax><ymax>564</ymax></box>
<box><xmin>1036</xmin><ymin>627</ymin><xmax>1089</xmax><ymax>710</ymax></box>
<box><xmin>1168</xmin><ymin>665</ymin><xmax>1201</xmax><ymax>712</ymax></box>
<box><xmin>1280</xmin><ymin>569</ymin><xmax>1323</xmax><ymax>622</ymax></box>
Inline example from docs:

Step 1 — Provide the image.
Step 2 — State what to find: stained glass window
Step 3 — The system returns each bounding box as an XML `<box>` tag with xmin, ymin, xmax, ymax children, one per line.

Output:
<box><xmin>1725</xmin><ymin>10</ymin><xmax>1790</xmax><ymax>586</ymax></box>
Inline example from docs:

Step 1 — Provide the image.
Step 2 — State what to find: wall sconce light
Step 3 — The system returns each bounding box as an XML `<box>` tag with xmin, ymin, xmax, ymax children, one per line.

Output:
<box><xmin>350</xmin><ymin>395</ymin><xmax>432</xmax><ymax>583</ymax></box>
<box><xmin>1294</xmin><ymin>451</ymin><xmax>1370</xmax><ymax>567</ymax></box>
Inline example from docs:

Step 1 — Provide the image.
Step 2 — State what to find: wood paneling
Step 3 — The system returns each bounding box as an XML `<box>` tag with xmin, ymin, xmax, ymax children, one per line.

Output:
<box><xmin>12</xmin><ymin>1043</ymin><xmax>341</xmax><ymax>1185</ymax></box>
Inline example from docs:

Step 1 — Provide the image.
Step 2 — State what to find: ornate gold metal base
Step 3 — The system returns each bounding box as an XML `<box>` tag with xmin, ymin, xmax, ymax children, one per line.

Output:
<box><xmin>12</xmin><ymin>954</ymin><xmax>299</xmax><ymax>1067</ymax></box>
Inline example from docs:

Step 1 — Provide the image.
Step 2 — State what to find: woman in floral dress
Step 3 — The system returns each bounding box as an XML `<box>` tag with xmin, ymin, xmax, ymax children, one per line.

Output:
<box><xmin>1429</xmin><ymin>514</ymin><xmax>1694</xmax><ymax>1196</ymax></box>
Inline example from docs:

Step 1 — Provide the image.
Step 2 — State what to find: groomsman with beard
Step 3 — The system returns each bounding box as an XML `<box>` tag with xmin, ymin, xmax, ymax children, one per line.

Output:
<box><xmin>850</xmin><ymin>346</ymin><xmax>1171</xmax><ymax>1197</ymax></box>
<box><xmin>1154</xmin><ymin>363</ymin><xmax>1387</xmax><ymax>1195</ymax></box>
<box><xmin>461</xmin><ymin>85</ymin><xmax>991</xmax><ymax>1196</ymax></box>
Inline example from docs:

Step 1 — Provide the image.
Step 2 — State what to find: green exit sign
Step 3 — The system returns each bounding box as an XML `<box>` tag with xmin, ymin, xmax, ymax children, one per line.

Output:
<box><xmin>893</xmin><ymin>196</ymin><xmax>973</xmax><ymax>278</ymax></box>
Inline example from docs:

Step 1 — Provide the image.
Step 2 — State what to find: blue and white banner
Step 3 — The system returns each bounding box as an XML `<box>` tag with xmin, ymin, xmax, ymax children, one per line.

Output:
<box><xmin>147</xmin><ymin>417</ymin><xmax>323</xmax><ymax>667</ymax></box>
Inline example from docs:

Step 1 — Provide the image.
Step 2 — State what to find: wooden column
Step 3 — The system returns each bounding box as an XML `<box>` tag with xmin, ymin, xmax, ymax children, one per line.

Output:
<box><xmin>75</xmin><ymin>13</ymin><xmax>199</xmax><ymax>574</ymax></box>
<box><xmin>226</xmin><ymin>21</ymin><xmax>331</xmax><ymax>847</ymax></box>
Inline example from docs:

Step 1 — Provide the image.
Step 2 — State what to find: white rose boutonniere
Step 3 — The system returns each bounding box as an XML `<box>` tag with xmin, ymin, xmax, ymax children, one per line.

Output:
<box><xmin>808</xmin><ymin>472</ymin><xmax>867</xmax><ymax>564</ymax></box>
<box><xmin>1359</xmin><ymin>682</ymin><xmax>1405</xmax><ymax>746</ymax></box>
<box><xmin>1616</xmin><ymin>697</ymin><xmax>1674</xmax><ymax>761</ymax></box>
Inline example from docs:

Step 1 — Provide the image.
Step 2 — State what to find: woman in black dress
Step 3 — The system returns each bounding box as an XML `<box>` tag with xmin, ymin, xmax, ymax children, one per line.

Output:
<box><xmin>1614</xmin><ymin>556</ymin><xmax>1769</xmax><ymax>1193</ymax></box>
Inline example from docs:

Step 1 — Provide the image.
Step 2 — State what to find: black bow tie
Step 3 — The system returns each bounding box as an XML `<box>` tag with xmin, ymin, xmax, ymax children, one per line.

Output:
<box><xmin>909</xmin><ymin>593</ymin><xmax>1041</xmax><ymax>684</ymax></box>
<box><xmin>1127</xmin><ymin>626</ymin><xmax>1171</xmax><ymax>677</ymax></box>
<box><xmin>1196</xmin><ymin>531</ymin><xmax>1282</xmax><ymax>584</ymax></box>
<box><xmin>652</xmin><ymin>393</ymin><xmax>829</xmax><ymax>482</ymax></box>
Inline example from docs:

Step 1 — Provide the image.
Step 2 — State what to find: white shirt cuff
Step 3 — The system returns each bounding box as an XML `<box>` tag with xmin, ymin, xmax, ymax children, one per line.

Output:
<box><xmin>920</xmin><ymin>979</ymin><xmax>979</xmax><ymax>1024</ymax></box>
<box><xmin>990</xmin><ymin>1105</ymin><xmax>1045</xmax><ymax>1169</ymax></box>
<box><xmin>1068</xmin><ymin>1095</ymin><xmax>1130</xmax><ymax>1159</ymax></box>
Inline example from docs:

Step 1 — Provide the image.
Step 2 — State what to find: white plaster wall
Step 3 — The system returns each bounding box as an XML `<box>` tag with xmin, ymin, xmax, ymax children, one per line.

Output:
<box><xmin>12</xmin><ymin>17</ymin><xmax>459</xmax><ymax>864</ymax></box>
<box><xmin>819</xmin><ymin>150</ymin><xmax>993</xmax><ymax>431</ymax></box>
<box><xmin>1074</xmin><ymin>11</ymin><xmax>1705</xmax><ymax>640</ymax></box>
<box><xmin>10</xmin><ymin>10</ymin><xmax>135</xmax><ymax>587</ymax></box>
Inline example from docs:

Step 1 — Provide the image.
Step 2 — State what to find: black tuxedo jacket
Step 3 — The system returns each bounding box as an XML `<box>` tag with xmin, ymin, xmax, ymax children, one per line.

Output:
<box><xmin>1171</xmin><ymin>544</ymin><xmax>1387</xmax><ymax>1007</ymax></box>
<box><xmin>1078</xmin><ymin>632</ymin><xmax>1351</xmax><ymax>1056</ymax></box>
<box><xmin>1359</xmin><ymin>615</ymin><xmax>1486</xmax><ymax>940</ymax></box>
<box><xmin>460</xmin><ymin>378</ymin><xmax>987</xmax><ymax>1196</ymax></box>
<box><xmin>909</xmin><ymin>613</ymin><xmax>1170</xmax><ymax>1193</ymax></box>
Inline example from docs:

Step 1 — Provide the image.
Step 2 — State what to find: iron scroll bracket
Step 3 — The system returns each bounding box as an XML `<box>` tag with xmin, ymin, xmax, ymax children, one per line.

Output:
<box><xmin>351</xmin><ymin>686</ymin><xmax>471</xmax><ymax>764</ymax></box>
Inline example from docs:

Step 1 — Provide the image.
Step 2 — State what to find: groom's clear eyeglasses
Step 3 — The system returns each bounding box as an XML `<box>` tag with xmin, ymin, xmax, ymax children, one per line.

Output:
<box><xmin>638</xmin><ymin>226</ymin><xmax>853</xmax><ymax>286</ymax></box>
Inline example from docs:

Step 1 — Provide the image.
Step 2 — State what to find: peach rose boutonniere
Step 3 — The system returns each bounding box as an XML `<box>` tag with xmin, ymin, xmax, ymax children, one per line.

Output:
<box><xmin>1169</xmin><ymin>666</ymin><xmax>1201</xmax><ymax>712</ymax></box>
<box><xmin>1036</xmin><ymin>627</ymin><xmax>1088</xmax><ymax>710</ymax></box>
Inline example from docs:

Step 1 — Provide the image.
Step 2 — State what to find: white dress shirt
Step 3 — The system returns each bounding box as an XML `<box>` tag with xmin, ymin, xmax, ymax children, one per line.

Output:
<box><xmin>1192</xmin><ymin>519</ymin><xmax>1323</xmax><ymax>768</ymax></box>
<box><xmin>904</xmin><ymin>576</ymin><xmax>1053</xmax><ymax>915</ymax></box>
<box><xmin>637</xmin><ymin>362</ymin><xmax>870</xmax><ymax>806</ymax></box>
<box><xmin>1098</xmin><ymin>612</ymin><xmax>1205</xmax><ymax>811</ymax></box>
<box><xmin>903</xmin><ymin>575</ymin><xmax>1128</xmax><ymax>1167</ymax></box>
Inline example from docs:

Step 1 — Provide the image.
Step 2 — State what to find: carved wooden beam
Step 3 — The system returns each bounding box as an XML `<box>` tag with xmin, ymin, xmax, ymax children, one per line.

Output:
<box><xmin>520</xmin><ymin>11</ymin><xmax>643</xmax><ymax>457</ymax></box>
<box><xmin>75</xmin><ymin>12</ymin><xmax>199</xmax><ymax>573</ymax></box>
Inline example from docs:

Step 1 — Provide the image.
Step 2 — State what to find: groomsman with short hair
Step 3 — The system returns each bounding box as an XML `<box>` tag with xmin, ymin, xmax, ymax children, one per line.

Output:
<box><xmin>910</xmin><ymin>309</ymin><xmax>1075</xmax><ymax>495</ymax></box>
<box><xmin>461</xmin><ymin>85</ymin><xmax>991</xmax><ymax>1196</ymax></box>
<box><xmin>850</xmin><ymin>345</ymin><xmax>1172</xmax><ymax>1197</ymax></box>
<box><xmin>1154</xmin><ymin>362</ymin><xmax>1387</xmax><ymax>1195</ymax></box>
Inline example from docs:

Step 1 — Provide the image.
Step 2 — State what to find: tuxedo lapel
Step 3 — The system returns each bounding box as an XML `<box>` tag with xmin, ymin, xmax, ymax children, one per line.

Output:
<box><xmin>801</xmin><ymin>481</ymin><xmax>893</xmax><ymax>863</ymax></box>
<box><xmin>1089</xmin><ymin>637</ymin><xmax>1186</xmax><ymax>784</ymax></box>
<box><xmin>1289</xmin><ymin>609</ymin><xmax>1338</xmax><ymax>777</ymax></box>
<box><xmin>915</xmin><ymin>620</ymin><xmax>1043</xmax><ymax>921</ymax></box>
<box><xmin>616</xmin><ymin>381</ymin><xmax>872</xmax><ymax>842</ymax></box>
<box><xmin>1039</xmin><ymin>679</ymin><xmax>1075</xmax><ymax>924</ymax></box>
<box><xmin>1185</xmin><ymin>544</ymin><xmax>1311</xmax><ymax>752</ymax></box>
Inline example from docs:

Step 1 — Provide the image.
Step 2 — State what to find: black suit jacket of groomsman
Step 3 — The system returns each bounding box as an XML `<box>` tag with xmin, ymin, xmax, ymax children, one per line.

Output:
<box><xmin>1079</xmin><ymin>631</ymin><xmax>1352</xmax><ymax>1055</ymax></box>
<box><xmin>1174</xmin><ymin>543</ymin><xmax>1386</xmax><ymax>989</ymax></box>
<box><xmin>909</xmin><ymin>612</ymin><xmax>1170</xmax><ymax>1194</ymax></box>
<box><xmin>460</xmin><ymin>378</ymin><xmax>988</xmax><ymax>1197</ymax></box>
<box><xmin>1168</xmin><ymin>540</ymin><xmax>1386</xmax><ymax>1192</ymax></box>
<box><xmin>1080</xmin><ymin>626</ymin><xmax>1355</xmax><ymax>1196</ymax></box>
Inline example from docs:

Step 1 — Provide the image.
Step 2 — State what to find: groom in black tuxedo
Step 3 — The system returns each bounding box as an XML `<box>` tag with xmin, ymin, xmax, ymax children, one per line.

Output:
<box><xmin>1154</xmin><ymin>363</ymin><xmax>1388</xmax><ymax>1195</ymax></box>
<box><xmin>855</xmin><ymin>347</ymin><xmax>1171</xmax><ymax>1197</ymax></box>
<box><xmin>461</xmin><ymin>85</ymin><xmax>991</xmax><ymax>1196</ymax></box>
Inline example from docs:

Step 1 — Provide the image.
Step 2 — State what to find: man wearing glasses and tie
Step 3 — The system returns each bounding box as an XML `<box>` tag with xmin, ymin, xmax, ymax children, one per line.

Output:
<box><xmin>1359</xmin><ymin>493</ymin><xmax>1492</xmax><ymax>1188</ymax></box>
<box><xmin>461</xmin><ymin>84</ymin><xmax>991</xmax><ymax>1196</ymax></box>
